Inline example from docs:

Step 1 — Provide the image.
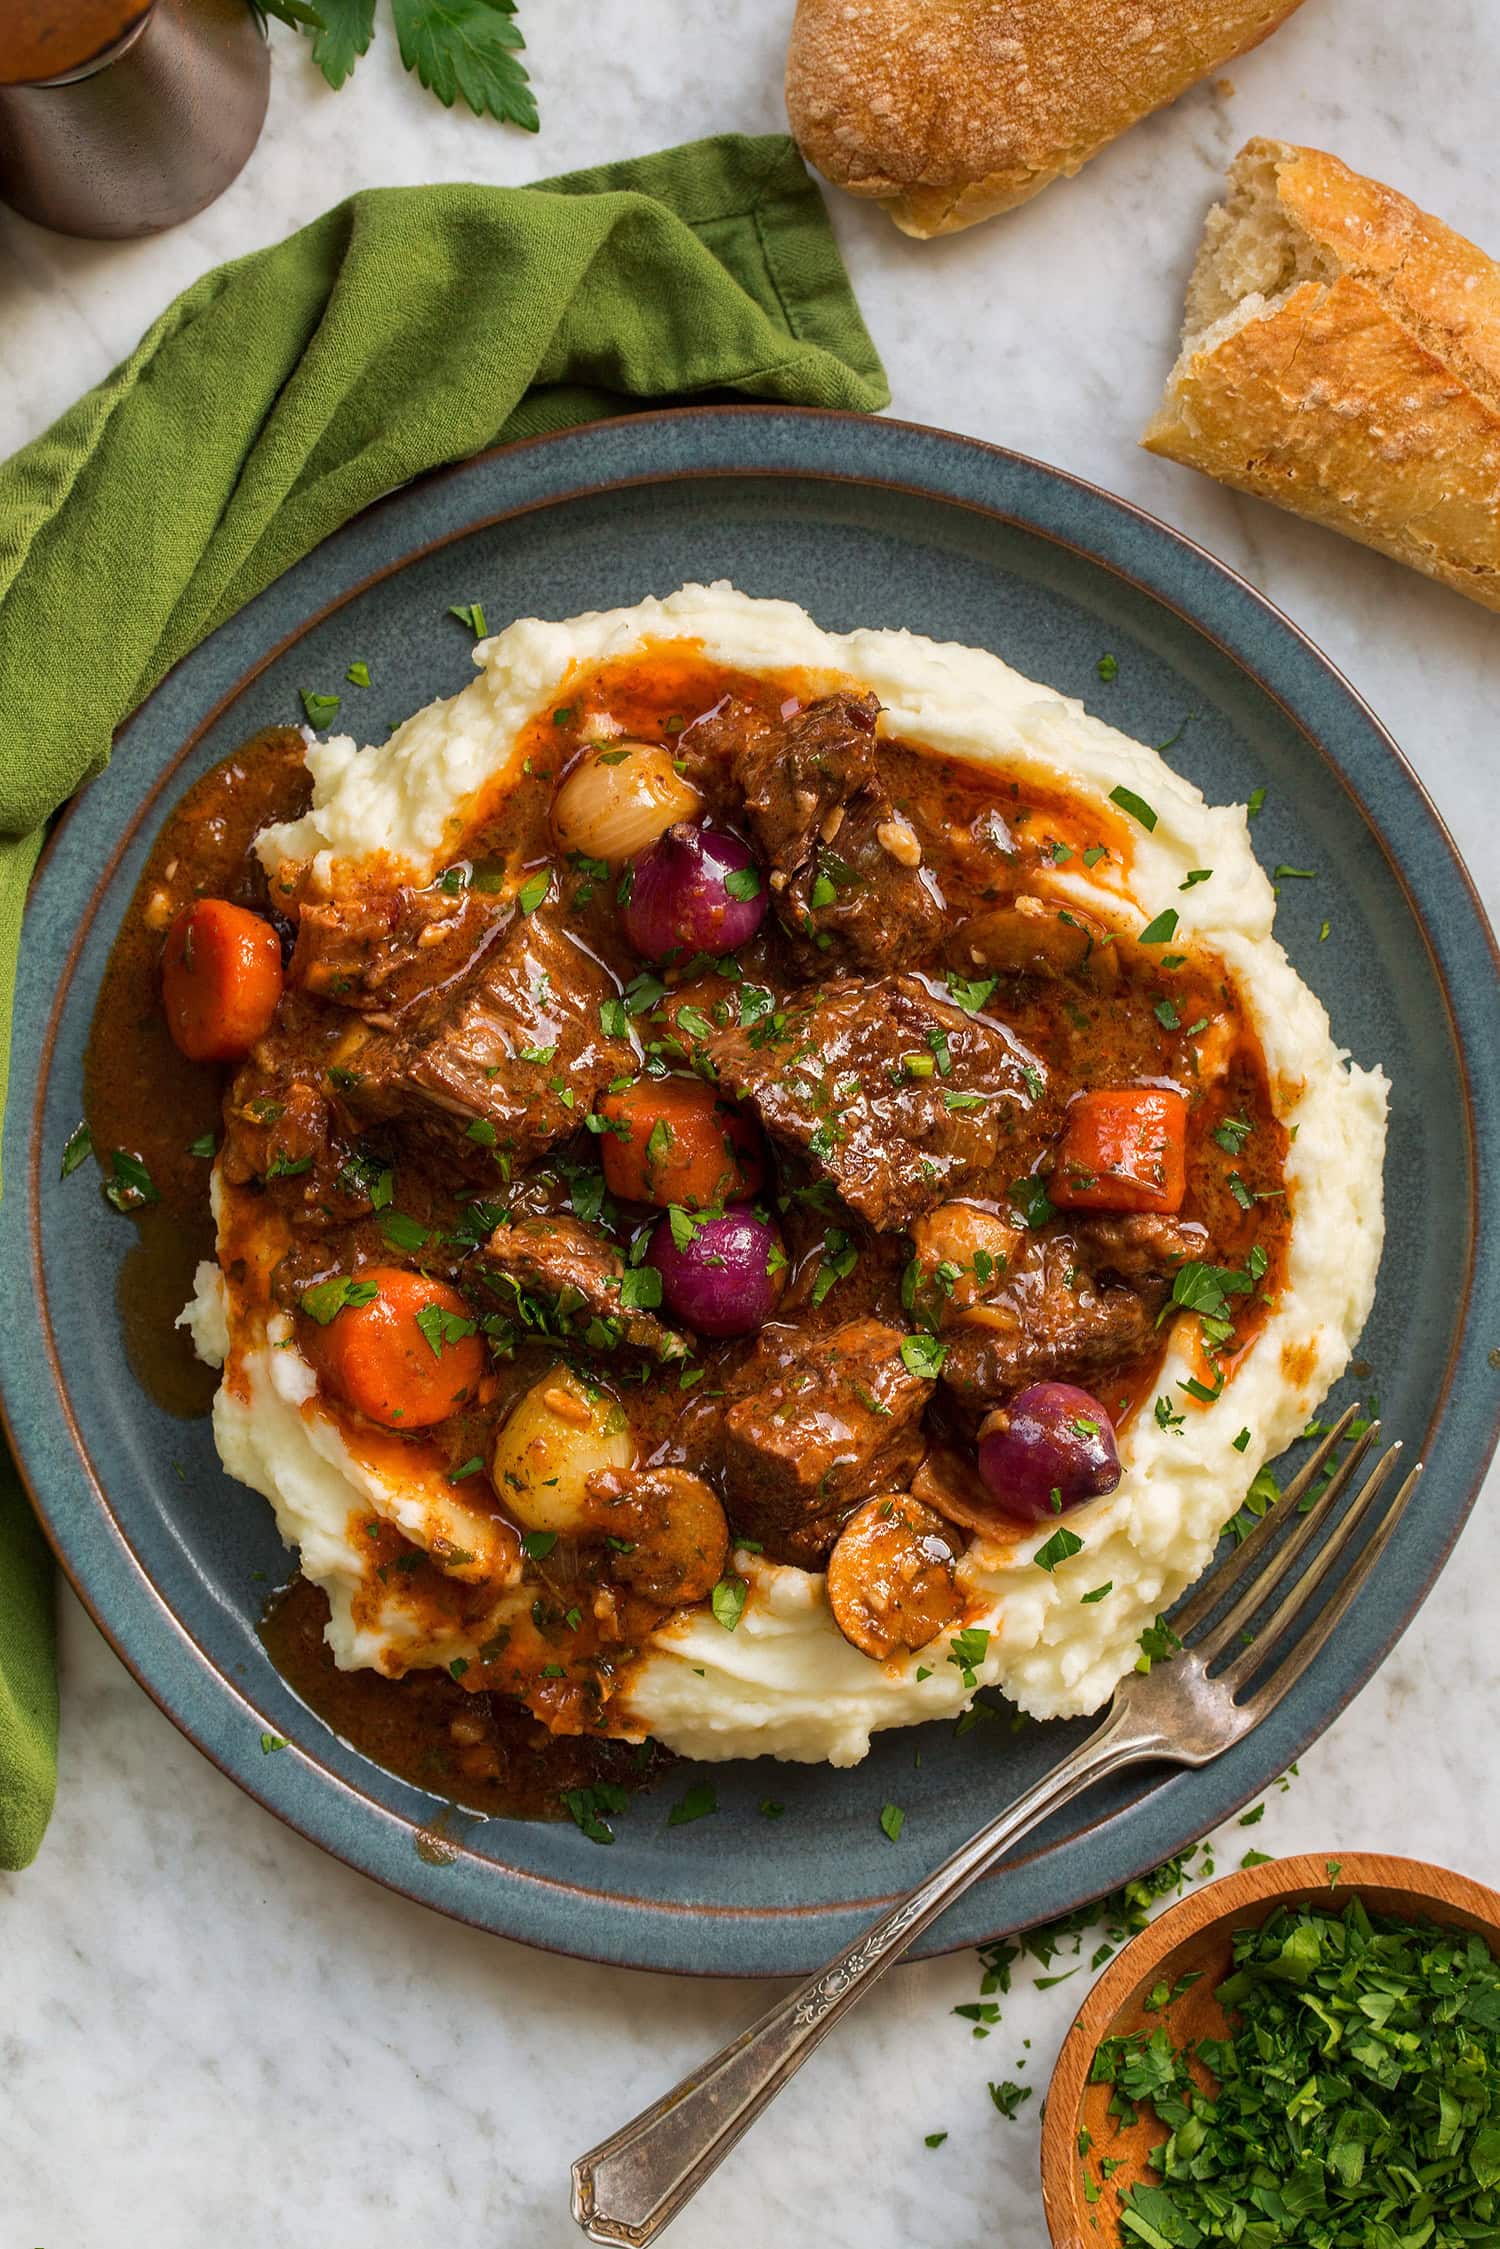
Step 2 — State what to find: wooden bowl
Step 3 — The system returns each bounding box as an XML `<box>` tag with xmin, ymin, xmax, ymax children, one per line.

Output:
<box><xmin>1040</xmin><ymin>1852</ymin><xmax>1500</xmax><ymax>2249</ymax></box>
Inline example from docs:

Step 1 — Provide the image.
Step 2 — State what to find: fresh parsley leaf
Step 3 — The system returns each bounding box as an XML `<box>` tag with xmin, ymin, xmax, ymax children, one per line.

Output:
<box><xmin>60</xmin><ymin>1121</ymin><xmax>93</xmax><ymax>1179</ymax></box>
<box><xmin>392</xmin><ymin>0</ymin><xmax>537</xmax><ymax>129</ymax></box>
<box><xmin>1246</xmin><ymin>785</ymin><xmax>1267</xmax><ymax>818</ymax></box>
<box><xmin>103</xmin><ymin>1149</ymin><xmax>159</xmax><ymax>1212</ymax></box>
<box><xmin>521</xmin><ymin>1529</ymin><xmax>558</xmax><ymax>1561</ymax></box>
<box><xmin>1033</xmin><ymin>1526</ymin><xmax>1084</xmax><ymax>1573</ymax></box>
<box><xmin>299</xmin><ymin>688</ymin><xmax>341</xmax><ymax>727</ymax></box>
<box><xmin>516</xmin><ymin>868</ymin><xmax>551</xmax><ymax>914</ymax></box>
<box><xmin>618</xmin><ymin>1266</ymin><xmax>663</xmax><ymax>1313</ymax></box>
<box><xmin>448</xmin><ymin>599</ymin><xmax>489</xmax><ymax>636</ymax></box>
<box><xmin>666</xmin><ymin>1780</ymin><xmax>717</xmax><ymax>1827</ymax></box>
<box><xmin>1081</xmin><ymin>1582</ymin><xmax>1113</xmax><ymax>1604</ymax></box>
<box><xmin>1009</xmin><ymin>1174</ymin><xmax>1056</xmax><ymax>1230</ymax></box>
<box><xmin>879</xmin><ymin>1802</ymin><xmax>905</xmax><ymax>1843</ymax></box>
<box><xmin>1137</xmin><ymin>907</ymin><xmax>1179</xmax><ymax>946</ymax></box>
<box><xmin>710</xmin><ymin>1576</ymin><xmax>748</xmax><ymax>1632</ymax></box>
<box><xmin>415</xmin><ymin>1301</ymin><xmax>477</xmax><ymax>1358</ymax></box>
<box><xmin>946</xmin><ymin>972</ymin><xmax>998</xmax><ymax>1015</ymax></box>
<box><xmin>1212</xmin><ymin>1115</ymin><xmax>1254</xmax><ymax>1156</ymax></box>
<box><xmin>1179</xmin><ymin>868</ymin><xmax>1212</xmax><ymax>889</ymax></box>
<box><xmin>300</xmin><ymin>1275</ymin><xmax>380</xmax><ymax>1325</ymax></box>
<box><xmin>379</xmin><ymin>1209</ymin><xmax>430</xmax><ymax>1252</ymax></box>
<box><xmin>900</xmin><ymin>1333</ymin><xmax>947</xmax><ymax>1379</ymax></box>
<box><xmin>1096</xmin><ymin>653</ymin><xmax>1118</xmax><ymax>682</ymax></box>
<box><xmin>345</xmin><ymin>656</ymin><xmax>371</xmax><ymax>685</ymax></box>
<box><xmin>1109</xmin><ymin>784</ymin><xmax>1158</xmax><ymax>832</ymax></box>
<box><xmin>724</xmin><ymin>865</ymin><xmax>762</xmax><ymax>903</ymax></box>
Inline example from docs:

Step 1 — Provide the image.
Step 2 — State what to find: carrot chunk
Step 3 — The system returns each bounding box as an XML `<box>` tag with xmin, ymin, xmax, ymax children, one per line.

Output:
<box><xmin>596</xmin><ymin>1076</ymin><xmax>763</xmax><ymax>1209</ymax></box>
<box><xmin>1050</xmin><ymin>1087</ymin><xmax>1188</xmax><ymax>1213</ymax></box>
<box><xmin>162</xmin><ymin>899</ymin><xmax>283</xmax><ymax>1063</ymax></box>
<box><xmin>302</xmin><ymin>1267</ymin><xmax>484</xmax><ymax>1430</ymax></box>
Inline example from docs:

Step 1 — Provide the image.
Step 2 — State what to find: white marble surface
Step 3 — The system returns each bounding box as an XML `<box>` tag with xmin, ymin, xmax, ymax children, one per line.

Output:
<box><xmin>2</xmin><ymin>3</ymin><xmax>1498</xmax><ymax>2243</ymax></box>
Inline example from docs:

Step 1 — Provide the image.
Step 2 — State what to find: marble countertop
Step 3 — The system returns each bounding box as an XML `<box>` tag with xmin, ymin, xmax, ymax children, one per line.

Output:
<box><xmin>3</xmin><ymin>3</ymin><xmax>1497</xmax><ymax>2243</ymax></box>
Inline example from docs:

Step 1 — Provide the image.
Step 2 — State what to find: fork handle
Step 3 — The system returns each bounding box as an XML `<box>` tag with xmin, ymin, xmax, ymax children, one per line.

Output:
<box><xmin>570</xmin><ymin>1703</ymin><xmax>1154</xmax><ymax>2246</ymax></box>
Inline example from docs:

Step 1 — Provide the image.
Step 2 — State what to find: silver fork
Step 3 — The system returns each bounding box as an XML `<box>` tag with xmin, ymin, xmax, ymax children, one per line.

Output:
<box><xmin>571</xmin><ymin>1405</ymin><xmax>1422</xmax><ymax>2247</ymax></box>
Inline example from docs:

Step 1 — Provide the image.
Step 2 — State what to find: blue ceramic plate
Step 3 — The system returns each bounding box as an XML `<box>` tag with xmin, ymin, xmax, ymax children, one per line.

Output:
<box><xmin>3</xmin><ymin>409</ymin><xmax>1497</xmax><ymax>1976</ymax></box>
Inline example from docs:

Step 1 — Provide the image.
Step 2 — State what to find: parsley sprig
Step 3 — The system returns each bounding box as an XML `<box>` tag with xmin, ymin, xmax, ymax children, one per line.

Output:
<box><xmin>254</xmin><ymin>0</ymin><xmax>538</xmax><ymax>131</ymax></box>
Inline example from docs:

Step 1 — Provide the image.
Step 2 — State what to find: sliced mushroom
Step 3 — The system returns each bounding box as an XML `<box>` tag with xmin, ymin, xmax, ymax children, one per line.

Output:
<box><xmin>826</xmin><ymin>1494</ymin><xmax>965</xmax><ymax>1662</ymax></box>
<box><xmin>908</xmin><ymin>1200</ymin><xmax>1022</xmax><ymax>1327</ymax></box>
<box><xmin>585</xmin><ymin>1465</ymin><xmax>730</xmax><ymax>1608</ymax></box>
<box><xmin>957</xmin><ymin>898</ymin><xmax>1119</xmax><ymax>984</ymax></box>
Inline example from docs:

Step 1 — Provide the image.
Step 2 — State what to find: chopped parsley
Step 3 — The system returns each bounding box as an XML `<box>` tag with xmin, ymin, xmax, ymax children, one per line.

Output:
<box><xmin>300</xmin><ymin>1275</ymin><xmax>380</xmax><ymax>1325</ymax></box>
<box><xmin>563</xmin><ymin>1781</ymin><xmax>628</xmax><ymax>1845</ymax></box>
<box><xmin>1010</xmin><ymin>1174</ymin><xmax>1056</xmax><ymax>1230</ymax></box>
<box><xmin>1212</xmin><ymin>1114</ymin><xmax>1254</xmax><ymax>1156</ymax></box>
<box><xmin>345</xmin><ymin>660</ymin><xmax>370</xmax><ymax>688</ymax></box>
<box><xmin>900</xmin><ymin>1333</ymin><xmax>948</xmax><ymax>1380</ymax></box>
<box><xmin>1179</xmin><ymin>867</ymin><xmax>1213</xmax><ymax>889</ymax></box>
<box><xmin>879</xmin><ymin>1803</ymin><xmax>906</xmax><ymax>1843</ymax></box>
<box><xmin>1081</xmin><ymin>1582</ymin><xmax>1113</xmax><ymax>1604</ymax></box>
<box><xmin>299</xmin><ymin>688</ymin><xmax>340</xmax><ymax>727</ymax></box>
<box><xmin>1109</xmin><ymin>784</ymin><xmax>1158</xmax><ymax>832</ymax></box>
<box><xmin>415</xmin><ymin>1301</ymin><xmax>477</xmax><ymax>1358</ymax></box>
<box><xmin>946</xmin><ymin>972</ymin><xmax>998</xmax><ymax>1015</ymax></box>
<box><xmin>1274</xmin><ymin>863</ymin><xmax>1317</xmax><ymax>881</ymax></box>
<box><xmin>60</xmin><ymin>1121</ymin><xmax>93</xmax><ymax>1178</ymax></box>
<box><xmin>516</xmin><ymin>868</ymin><xmax>551</xmax><ymax>915</ymax></box>
<box><xmin>618</xmin><ymin>1266</ymin><xmax>664</xmax><ymax>1313</ymax></box>
<box><xmin>103</xmin><ymin>1148</ymin><xmax>159</xmax><ymax>1212</ymax></box>
<box><xmin>378</xmin><ymin>1210</ymin><xmax>431</xmax><ymax>1253</ymax></box>
<box><xmin>710</xmin><ymin>1576</ymin><xmax>748</xmax><ymax>1632</ymax></box>
<box><xmin>947</xmin><ymin>1626</ymin><xmax>990</xmax><ymax>1689</ymax></box>
<box><xmin>448</xmin><ymin>601</ymin><xmax>487</xmax><ymax>637</ymax></box>
<box><xmin>723</xmin><ymin>865</ymin><xmax>762</xmax><ymax>902</ymax></box>
<box><xmin>1247</xmin><ymin>785</ymin><xmax>1267</xmax><ymax>818</ymax></box>
<box><xmin>1096</xmin><ymin>653</ymin><xmax>1119</xmax><ymax>682</ymax></box>
<box><xmin>521</xmin><ymin>1529</ymin><xmax>558</xmax><ymax>1561</ymax></box>
<box><xmin>1137</xmin><ymin>907</ymin><xmax>1180</xmax><ymax>947</ymax></box>
<box><xmin>1097</xmin><ymin>1899</ymin><xmax>1500</xmax><ymax>2249</ymax></box>
<box><xmin>666</xmin><ymin>1781</ymin><xmax>718</xmax><ymax>1828</ymax></box>
<box><xmin>1033</xmin><ymin>1526</ymin><xmax>1084</xmax><ymax>1573</ymax></box>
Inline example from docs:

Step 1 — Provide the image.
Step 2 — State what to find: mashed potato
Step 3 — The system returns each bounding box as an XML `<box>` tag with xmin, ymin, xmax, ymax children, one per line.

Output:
<box><xmin>196</xmin><ymin>585</ymin><xmax>1387</xmax><ymax>1767</ymax></box>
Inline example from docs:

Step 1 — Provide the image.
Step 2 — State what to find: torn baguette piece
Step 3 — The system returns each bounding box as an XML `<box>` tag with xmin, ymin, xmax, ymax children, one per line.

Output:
<box><xmin>784</xmin><ymin>0</ymin><xmax>1308</xmax><ymax>239</ymax></box>
<box><xmin>1143</xmin><ymin>138</ymin><xmax>1500</xmax><ymax>614</ymax></box>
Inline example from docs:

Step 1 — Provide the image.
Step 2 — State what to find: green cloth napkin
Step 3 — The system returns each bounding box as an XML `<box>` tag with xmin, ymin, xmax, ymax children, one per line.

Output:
<box><xmin>0</xmin><ymin>131</ymin><xmax>887</xmax><ymax>1870</ymax></box>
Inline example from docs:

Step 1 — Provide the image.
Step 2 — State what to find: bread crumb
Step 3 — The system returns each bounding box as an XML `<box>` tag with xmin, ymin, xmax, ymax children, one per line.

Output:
<box><xmin>1214</xmin><ymin>76</ymin><xmax>1236</xmax><ymax>95</ymax></box>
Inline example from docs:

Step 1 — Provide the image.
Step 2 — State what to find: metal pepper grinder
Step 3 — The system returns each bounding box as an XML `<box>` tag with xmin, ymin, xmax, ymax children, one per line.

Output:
<box><xmin>0</xmin><ymin>0</ymin><xmax>270</xmax><ymax>239</ymax></box>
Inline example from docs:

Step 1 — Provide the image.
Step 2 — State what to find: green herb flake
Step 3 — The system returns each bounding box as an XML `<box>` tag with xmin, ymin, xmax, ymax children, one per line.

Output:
<box><xmin>103</xmin><ymin>1149</ymin><xmax>160</xmax><ymax>1212</ymax></box>
<box><xmin>900</xmin><ymin>1333</ymin><xmax>947</xmax><ymax>1379</ymax></box>
<box><xmin>667</xmin><ymin>1781</ymin><xmax>718</xmax><ymax>1828</ymax></box>
<box><xmin>448</xmin><ymin>601</ymin><xmax>488</xmax><ymax>637</ymax></box>
<box><xmin>924</xmin><ymin>2131</ymin><xmax>948</xmax><ymax>2148</ymax></box>
<box><xmin>1033</xmin><ymin>1526</ymin><xmax>1084</xmax><ymax>1573</ymax></box>
<box><xmin>300</xmin><ymin>1275</ymin><xmax>380</xmax><ymax>1325</ymax></box>
<box><xmin>1081</xmin><ymin>1582</ymin><xmax>1113</xmax><ymax>1605</ymax></box>
<box><xmin>259</xmin><ymin>1733</ymin><xmax>288</xmax><ymax>1755</ymax></box>
<box><xmin>710</xmin><ymin>1575</ymin><xmax>748</xmax><ymax>1633</ymax></box>
<box><xmin>517</xmin><ymin>868</ymin><xmax>551</xmax><ymax>915</ymax></box>
<box><xmin>1179</xmin><ymin>868</ymin><xmax>1213</xmax><ymax>889</ymax></box>
<box><xmin>1096</xmin><ymin>653</ymin><xmax>1118</xmax><ymax>682</ymax></box>
<box><xmin>723</xmin><ymin>865</ymin><xmax>762</xmax><ymax>903</ymax></box>
<box><xmin>299</xmin><ymin>688</ymin><xmax>341</xmax><ymax>727</ymax></box>
<box><xmin>879</xmin><ymin>1802</ymin><xmax>905</xmax><ymax>1843</ymax></box>
<box><xmin>1137</xmin><ymin>907</ymin><xmax>1180</xmax><ymax>947</ymax></box>
<box><xmin>1109</xmin><ymin>784</ymin><xmax>1158</xmax><ymax>832</ymax></box>
<box><xmin>345</xmin><ymin>660</ymin><xmax>370</xmax><ymax>688</ymax></box>
<box><xmin>60</xmin><ymin>1121</ymin><xmax>93</xmax><ymax>1179</ymax></box>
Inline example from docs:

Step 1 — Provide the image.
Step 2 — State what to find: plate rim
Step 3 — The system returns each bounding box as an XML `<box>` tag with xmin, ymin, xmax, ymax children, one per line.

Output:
<box><xmin>6</xmin><ymin>403</ymin><xmax>1498</xmax><ymax>1975</ymax></box>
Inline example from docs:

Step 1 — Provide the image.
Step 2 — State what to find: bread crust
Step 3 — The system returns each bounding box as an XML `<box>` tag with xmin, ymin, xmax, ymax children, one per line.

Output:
<box><xmin>1144</xmin><ymin>141</ymin><xmax>1500</xmax><ymax>614</ymax></box>
<box><xmin>784</xmin><ymin>0</ymin><xmax>1307</xmax><ymax>238</ymax></box>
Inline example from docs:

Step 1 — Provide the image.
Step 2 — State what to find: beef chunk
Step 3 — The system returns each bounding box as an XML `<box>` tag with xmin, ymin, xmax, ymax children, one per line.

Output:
<box><xmin>338</xmin><ymin>908</ymin><xmax>633</xmax><ymax>1171</ymax></box>
<box><xmin>780</xmin><ymin>794</ymin><xmax>945</xmax><ymax>978</ymax></box>
<box><xmin>479</xmin><ymin>1215</ymin><xmax>684</xmax><ymax>1362</ymax></box>
<box><xmin>936</xmin><ymin>1231</ymin><xmax>1156</xmax><ymax>1420</ymax></box>
<box><xmin>716</xmin><ymin>1317</ymin><xmax>931</xmax><ymax>1566</ymax></box>
<box><xmin>707</xmin><ymin>975</ymin><xmax>1050</xmax><ymax>1232</ymax></box>
<box><xmin>1075</xmin><ymin>1213</ymin><xmax>1207</xmax><ymax>1293</ymax></box>
<box><xmin>732</xmin><ymin>692</ymin><xmax>940</xmax><ymax>974</ymax></box>
<box><xmin>291</xmin><ymin>886</ymin><xmax>502</xmax><ymax>1015</ymax></box>
<box><xmin>733</xmin><ymin>691</ymin><xmax>880</xmax><ymax>874</ymax></box>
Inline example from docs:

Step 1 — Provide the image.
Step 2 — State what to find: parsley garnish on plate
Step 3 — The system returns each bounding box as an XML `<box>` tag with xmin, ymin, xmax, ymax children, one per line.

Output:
<box><xmin>1109</xmin><ymin>784</ymin><xmax>1158</xmax><ymax>832</ymax></box>
<box><xmin>710</xmin><ymin>1576</ymin><xmax>748</xmax><ymax>1632</ymax></box>
<box><xmin>59</xmin><ymin>1121</ymin><xmax>93</xmax><ymax>1179</ymax></box>
<box><xmin>1033</xmin><ymin>1526</ymin><xmax>1084</xmax><ymax>1573</ymax></box>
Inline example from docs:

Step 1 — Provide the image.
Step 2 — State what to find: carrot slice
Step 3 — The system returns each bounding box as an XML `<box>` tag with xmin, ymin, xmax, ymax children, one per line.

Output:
<box><xmin>596</xmin><ymin>1076</ymin><xmax>763</xmax><ymax>1209</ymax></box>
<box><xmin>162</xmin><ymin>899</ymin><xmax>283</xmax><ymax>1063</ymax></box>
<box><xmin>302</xmin><ymin>1267</ymin><xmax>484</xmax><ymax>1431</ymax></box>
<box><xmin>1050</xmin><ymin>1087</ymin><xmax>1188</xmax><ymax>1214</ymax></box>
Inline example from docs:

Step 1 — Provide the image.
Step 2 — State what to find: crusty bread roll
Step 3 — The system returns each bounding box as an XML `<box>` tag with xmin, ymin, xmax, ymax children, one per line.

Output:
<box><xmin>784</xmin><ymin>0</ymin><xmax>1308</xmax><ymax>238</ymax></box>
<box><xmin>1143</xmin><ymin>140</ymin><xmax>1500</xmax><ymax>614</ymax></box>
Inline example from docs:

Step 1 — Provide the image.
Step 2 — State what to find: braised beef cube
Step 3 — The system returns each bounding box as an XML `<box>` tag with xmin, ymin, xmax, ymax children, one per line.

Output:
<box><xmin>707</xmin><ymin>974</ymin><xmax>1049</xmax><ymax>1232</ymax></box>
<box><xmin>781</xmin><ymin>794</ymin><xmax>944</xmax><ymax>976</ymax></box>
<box><xmin>936</xmin><ymin>1232</ymin><xmax>1155</xmax><ymax>1420</ymax></box>
<box><xmin>1075</xmin><ymin>1213</ymin><xmax>1207</xmax><ymax>1294</ymax></box>
<box><xmin>732</xmin><ymin>691</ymin><xmax>880</xmax><ymax>878</ymax></box>
<box><xmin>479</xmin><ymin>1215</ymin><xmax>683</xmax><ymax>1361</ymax></box>
<box><xmin>717</xmin><ymin>1317</ymin><xmax>931</xmax><ymax>1565</ymax></box>
<box><xmin>292</xmin><ymin>886</ymin><xmax>501</xmax><ymax>1012</ymax></box>
<box><xmin>339</xmin><ymin>909</ymin><xmax>633</xmax><ymax>1170</ymax></box>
